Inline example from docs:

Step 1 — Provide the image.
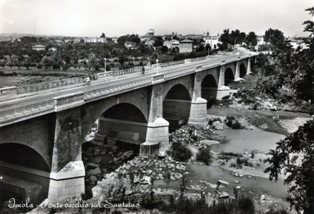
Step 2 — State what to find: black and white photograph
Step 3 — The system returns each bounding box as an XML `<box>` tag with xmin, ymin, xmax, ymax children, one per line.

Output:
<box><xmin>0</xmin><ymin>0</ymin><xmax>313</xmax><ymax>213</ymax></box>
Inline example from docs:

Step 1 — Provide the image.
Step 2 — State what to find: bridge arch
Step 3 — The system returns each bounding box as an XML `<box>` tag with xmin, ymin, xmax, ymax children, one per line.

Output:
<box><xmin>86</xmin><ymin>102</ymin><xmax>148</xmax><ymax>148</ymax></box>
<box><xmin>240</xmin><ymin>63</ymin><xmax>246</xmax><ymax>78</ymax></box>
<box><xmin>163</xmin><ymin>84</ymin><xmax>191</xmax><ymax>131</ymax></box>
<box><xmin>102</xmin><ymin>103</ymin><xmax>147</xmax><ymax>123</ymax></box>
<box><xmin>0</xmin><ymin>142</ymin><xmax>50</xmax><ymax>171</ymax></box>
<box><xmin>0</xmin><ymin>142</ymin><xmax>50</xmax><ymax>205</ymax></box>
<box><xmin>201</xmin><ymin>74</ymin><xmax>218</xmax><ymax>108</ymax></box>
<box><xmin>225</xmin><ymin>68</ymin><xmax>235</xmax><ymax>86</ymax></box>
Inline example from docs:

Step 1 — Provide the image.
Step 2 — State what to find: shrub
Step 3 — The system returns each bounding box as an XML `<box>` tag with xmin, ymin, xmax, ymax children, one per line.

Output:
<box><xmin>225</xmin><ymin>115</ymin><xmax>243</xmax><ymax>129</ymax></box>
<box><xmin>236</xmin><ymin>157</ymin><xmax>253</xmax><ymax>167</ymax></box>
<box><xmin>196</xmin><ymin>147</ymin><xmax>212</xmax><ymax>165</ymax></box>
<box><xmin>171</xmin><ymin>142</ymin><xmax>192</xmax><ymax>162</ymax></box>
<box><xmin>237</xmin><ymin>197</ymin><xmax>255</xmax><ymax>214</ymax></box>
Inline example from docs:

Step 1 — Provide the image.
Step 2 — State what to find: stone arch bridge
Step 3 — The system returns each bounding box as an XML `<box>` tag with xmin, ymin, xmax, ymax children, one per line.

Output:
<box><xmin>0</xmin><ymin>52</ymin><xmax>256</xmax><ymax>203</ymax></box>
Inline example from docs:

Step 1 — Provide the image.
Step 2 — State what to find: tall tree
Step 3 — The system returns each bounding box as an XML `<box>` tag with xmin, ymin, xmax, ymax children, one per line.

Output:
<box><xmin>264</xmin><ymin>119</ymin><xmax>314</xmax><ymax>214</ymax></box>
<box><xmin>246</xmin><ymin>32</ymin><xmax>257</xmax><ymax>50</ymax></box>
<box><xmin>294</xmin><ymin>7</ymin><xmax>314</xmax><ymax>103</ymax></box>
<box><xmin>265</xmin><ymin>9</ymin><xmax>314</xmax><ymax>214</ymax></box>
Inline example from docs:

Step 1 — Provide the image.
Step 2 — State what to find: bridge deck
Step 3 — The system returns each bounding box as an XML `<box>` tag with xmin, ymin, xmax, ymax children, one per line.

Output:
<box><xmin>0</xmin><ymin>51</ymin><xmax>256</xmax><ymax>127</ymax></box>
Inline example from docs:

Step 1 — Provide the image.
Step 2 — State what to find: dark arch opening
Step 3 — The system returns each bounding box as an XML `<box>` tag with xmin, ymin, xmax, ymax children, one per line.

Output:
<box><xmin>240</xmin><ymin>63</ymin><xmax>246</xmax><ymax>78</ymax></box>
<box><xmin>102</xmin><ymin>103</ymin><xmax>147</xmax><ymax>123</ymax></box>
<box><xmin>164</xmin><ymin>84</ymin><xmax>191</xmax><ymax>100</ymax></box>
<box><xmin>82</xmin><ymin>103</ymin><xmax>147</xmax><ymax>198</ymax></box>
<box><xmin>201</xmin><ymin>75</ymin><xmax>218</xmax><ymax>108</ymax></box>
<box><xmin>225</xmin><ymin>68</ymin><xmax>234</xmax><ymax>86</ymax></box>
<box><xmin>163</xmin><ymin>84</ymin><xmax>191</xmax><ymax>131</ymax></box>
<box><xmin>0</xmin><ymin>143</ymin><xmax>49</xmax><ymax>171</ymax></box>
<box><xmin>0</xmin><ymin>143</ymin><xmax>50</xmax><ymax>206</ymax></box>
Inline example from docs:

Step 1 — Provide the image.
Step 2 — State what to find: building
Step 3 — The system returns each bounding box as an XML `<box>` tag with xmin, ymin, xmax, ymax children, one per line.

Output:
<box><xmin>125</xmin><ymin>41</ymin><xmax>137</xmax><ymax>49</ymax></box>
<box><xmin>32</xmin><ymin>44</ymin><xmax>46</xmax><ymax>51</ymax></box>
<box><xmin>203</xmin><ymin>36</ymin><xmax>221</xmax><ymax>50</ymax></box>
<box><xmin>163</xmin><ymin>39</ymin><xmax>179</xmax><ymax>49</ymax></box>
<box><xmin>146</xmin><ymin>29</ymin><xmax>154</xmax><ymax>37</ymax></box>
<box><xmin>84</xmin><ymin>37</ymin><xmax>106</xmax><ymax>43</ymax></box>
<box><xmin>289</xmin><ymin>38</ymin><xmax>308</xmax><ymax>50</ymax></box>
<box><xmin>179</xmin><ymin>39</ymin><xmax>193</xmax><ymax>53</ymax></box>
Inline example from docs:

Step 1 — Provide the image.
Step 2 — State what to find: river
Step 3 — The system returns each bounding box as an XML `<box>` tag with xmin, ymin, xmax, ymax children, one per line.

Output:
<box><xmin>211</xmin><ymin>128</ymin><xmax>286</xmax><ymax>154</ymax></box>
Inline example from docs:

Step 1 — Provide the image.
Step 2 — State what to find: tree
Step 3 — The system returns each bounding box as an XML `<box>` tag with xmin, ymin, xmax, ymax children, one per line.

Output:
<box><xmin>246</xmin><ymin>32</ymin><xmax>257</xmax><ymax>50</ymax></box>
<box><xmin>264</xmin><ymin>28</ymin><xmax>285</xmax><ymax>47</ymax></box>
<box><xmin>161</xmin><ymin>46</ymin><xmax>169</xmax><ymax>54</ymax></box>
<box><xmin>219</xmin><ymin>29</ymin><xmax>231</xmax><ymax>50</ymax></box>
<box><xmin>153</xmin><ymin>36</ymin><xmax>164</xmax><ymax>47</ymax></box>
<box><xmin>264</xmin><ymin>119</ymin><xmax>314</xmax><ymax>214</ymax></box>
<box><xmin>294</xmin><ymin>7</ymin><xmax>314</xmax><ymax>103</ymax></box>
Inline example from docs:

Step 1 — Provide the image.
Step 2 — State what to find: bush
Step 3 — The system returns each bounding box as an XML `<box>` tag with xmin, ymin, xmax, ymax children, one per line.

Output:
<box><xmin>196</xmin><ymin>147</ymin><xmax>212</xmax><ymax>165</ymax></box>
<box><xmin>238</xmin><ymin>197</ymin><xmax>255</xmax><ymax>214</ymax></box>
<box><xmin>224</xmin><ymin>115</ymin><xmax>243</xmax><ymax>129</ymax></box>
<box><xmin>236</xmin><ymin>157</ymin><xmax>253</xmax><ymax>167</ymax></box>
<box><xmin>171</xmin><ymin>142</ymin><xmax>192</xmax><ymax>162</ymax></box>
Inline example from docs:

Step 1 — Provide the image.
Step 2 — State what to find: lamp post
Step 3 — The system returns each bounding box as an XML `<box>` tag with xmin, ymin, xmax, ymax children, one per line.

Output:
<box><xmin>104</xmin><ymin>57</ymin><xmax>107</xmax><ymax>73</ymax></box>
<box><xmin>156</xmin><ymin>59</ymin><xmax>159</xmax><ymax>74</ymax></box>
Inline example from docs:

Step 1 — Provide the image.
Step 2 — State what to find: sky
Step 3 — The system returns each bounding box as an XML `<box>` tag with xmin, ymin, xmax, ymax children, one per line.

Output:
<box><xmin>0</xmin><ymin>0</ymin><xmax>312</xmax><ymax>37</ymax></box>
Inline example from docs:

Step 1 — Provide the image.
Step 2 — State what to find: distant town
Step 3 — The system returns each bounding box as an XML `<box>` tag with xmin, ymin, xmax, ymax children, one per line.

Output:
<box><xmin>0</xmin><ymin>29</ymin><xmax>308</xmax><ymax>75</ymax></box>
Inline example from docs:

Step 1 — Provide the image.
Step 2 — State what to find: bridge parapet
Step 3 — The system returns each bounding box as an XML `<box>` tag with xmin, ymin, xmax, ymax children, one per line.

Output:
<box><xmin>84</xmin><ymin>76</ymin><xmax>152</xmax><ymax>101</ymax></box>
<box><xmin>16</xmin><ymin>77</ymin><xmax>85</xmax><ymax>95</ymax></box>
<box><xmin>0</xmin><ymin>100</ymin><xmax>54</xmax><ymax>125</ymax></box>
<box><xmin>54</xmin><ymin>92</ymin><xmax>85</xmax><ymax>112</ymax></box>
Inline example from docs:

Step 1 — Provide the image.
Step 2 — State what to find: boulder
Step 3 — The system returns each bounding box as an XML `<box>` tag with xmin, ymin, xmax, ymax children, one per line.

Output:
<box><xmin>90</xmin><ymin>175</ymin><xmax>97</xmax><ymax>182</ymax></box>
<box><xmin>89</xmin><ymin>167</ymin><xmax>102</xmax><ymax>176</ymax></box>
<box><xmin>212</xmin><ymin>121</ymin><xmax>224</xmax><ymax>130</ymax></box>
<box><xmin>200</xmin><ymin>139</ymin><xmax>220</xmax><ymax>147</ymax></box>
<box><xmin>219</xmin><ymin>191</ymin><xmax>229</xmax><ymax>199</ymax></box>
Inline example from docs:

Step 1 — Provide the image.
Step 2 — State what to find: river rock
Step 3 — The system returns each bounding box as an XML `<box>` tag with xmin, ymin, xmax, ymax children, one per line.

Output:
<box><xmin>213</xmin><ymin>121</ymin><xmax>224</xmax><ymax>130</ymax></box>
<box><xmin>219</xmin><ymin>191</ymin><xmax>229</xmax><ymax>199</ymax></box>
<box><xmin>89</xmin><ymin>167</ymin><xmax>101</xmax><ymax>175</ymax></box>
<box><xmin>200</xmin><ymin>139</ymin><xmax>220</xmax><ymax>147</ymax></box>
<box><xmin>90</xmin><ymin>175</ymin><xmax>97</xmax><ymax>182</ymax></box>
<box><xmin>234</xmin><ymin>179</ymin><xmax>240</xmax><ymax>184</ymax></box>
<box><xmin>91</xmin><ymin>156</ymin><xmax>103</xmax><ymax>164</ymax></box>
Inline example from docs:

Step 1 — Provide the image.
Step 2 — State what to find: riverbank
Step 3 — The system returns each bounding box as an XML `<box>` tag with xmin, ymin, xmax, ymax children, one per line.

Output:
<box><xmin>208</xmin><ymin>105</ymin><xmax>311</xmax><ymax>135</ymax></box>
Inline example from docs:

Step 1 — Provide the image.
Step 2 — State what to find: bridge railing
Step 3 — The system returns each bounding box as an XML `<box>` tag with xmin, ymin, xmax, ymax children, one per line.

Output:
<box><xmin>16</xmin><ymin>77</ymin><xmax>85</xmax><ymax>95</ymax></box>
<box><xmin>0</xmin><ymin>100</ymin><xmax>54</xmax><ymax>123</ymax></box>
<box><xmin>97</xmin><ymin>66</ymin><xmax>152</xmax><ymax>78</ymax></box>
<box><xmin>159</xmin><ymin>60</ymin><xmax>185</xmax><ymax>68</ymax></box>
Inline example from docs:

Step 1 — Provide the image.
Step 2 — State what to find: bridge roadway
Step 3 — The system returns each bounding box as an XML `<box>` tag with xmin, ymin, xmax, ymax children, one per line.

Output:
<box><xmin>0</xmin><ymin>52</ymin><xmax>252</xmax><ymax>126</ymax></box>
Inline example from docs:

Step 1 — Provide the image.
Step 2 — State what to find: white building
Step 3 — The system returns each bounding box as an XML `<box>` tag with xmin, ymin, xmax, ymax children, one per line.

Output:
<box><xmin>84</xmin><ymin>37</ymin><xmax>106</xmax><ymax>43</ymax></box>
<box><xmin>203</xmin><ymin>36</ymin><xmax>221</xmax><ymax>50</ymax></box>
<box><xmin>163</xmin><ymin>39</ymin><xmax>179</xmax><ymax>49</ymax></box>
<box><xmin>179</xmin><ymin>39</ymin><xmax>193</xmax><ymax>53</ymax></box>
<box><xmin>32</xmin><ymin>44</ymin><xmax>46</xmax><ymax>51</ymax></box>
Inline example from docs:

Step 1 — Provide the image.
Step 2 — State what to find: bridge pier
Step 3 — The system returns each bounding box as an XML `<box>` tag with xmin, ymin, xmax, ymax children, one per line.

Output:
<box><xmin>141</xmin><ymin>85</ymin><xmax>169</xmax><ymax>156</ymax></box>
<box><xmin>247</xmin><ymin>58</ymin><xmax>252</xmax><ymax>75</ymax></box>
<box><xmin>217</xmin><ymin>65</ymin><xmax>231</xmax><ymax>100</ymax></box>
<box><xmin>48</xmin><ymin>103</ymin><xmax>85</xmax><ymax>202</ymax></box>
<box><xmin>188</xmin><ymin>73</ymin><xmax>208</xmax><ymax>126</ymax></box>
<box><xmin>234</xmin><ymin>61</ymin><xmax>241</xmax><ymax>81</ymax></box>
<box><xmin>188</xmin><ymin>97</ymin><xmax>208</xmax><ymax>126</ymax></box>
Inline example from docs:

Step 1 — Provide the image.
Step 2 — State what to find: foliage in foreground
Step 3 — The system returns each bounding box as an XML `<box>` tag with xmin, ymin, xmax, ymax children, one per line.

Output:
<box><xmin>170</xmin><ymin>142</ymin><xmax>192</xmax><ymax>162</ymax></box>
<box><xmin>196</xmin><ymin>147</ymin><xmax>212</xmax><ymax>165</ymax></box>
<box><xmin>141</xmin><ymin>195</ymin><xmax>256</xmax><ymax>214</ymax></box>
<box><xmin>264</xmin><ymin>119</ymin><xmax>314</xmax><ymax>214</ymax></box>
